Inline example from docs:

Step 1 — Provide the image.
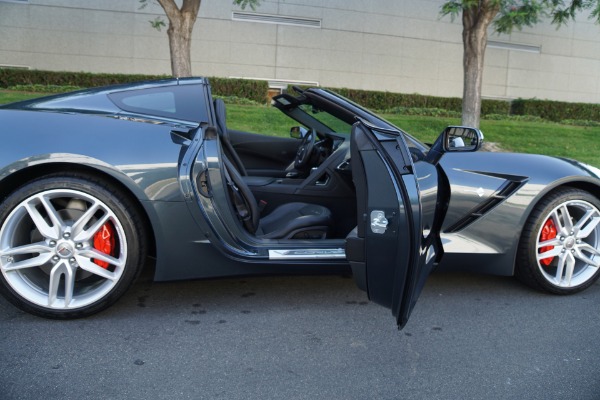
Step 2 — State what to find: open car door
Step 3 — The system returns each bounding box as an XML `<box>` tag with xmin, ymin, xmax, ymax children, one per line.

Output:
<box><xmin>346</xmin><ymin>120</ymin><xmax>443</xmax><ymax>329</ymax></box>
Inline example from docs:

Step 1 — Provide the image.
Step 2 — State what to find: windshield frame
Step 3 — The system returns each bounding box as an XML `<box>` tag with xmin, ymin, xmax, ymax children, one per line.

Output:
<box><xmin>316</xmin><ymin>89</ymin><xmax>429</xmax><ymax>151</ymax></box>
<box><xmin>273</xmin><ymin>88</ymin><xmax>429</xmax><ymax>152</ymax></box>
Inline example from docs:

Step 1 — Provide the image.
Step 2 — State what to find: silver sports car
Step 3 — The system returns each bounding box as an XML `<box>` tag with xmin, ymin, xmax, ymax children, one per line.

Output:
<box><xmin>1</xmin><ymin>77</ymin><xmax>599</xmax><ymax>328</ymax></box>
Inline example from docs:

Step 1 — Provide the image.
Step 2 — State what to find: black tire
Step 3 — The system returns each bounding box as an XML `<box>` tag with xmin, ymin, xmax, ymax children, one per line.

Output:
<box><xmin>0</xmin><ymin>174</ymin><xmax>147</xmax><ymax>318</ymax></box>
<box><xmin>516</xmin><ymin>188</ymin><xmax>600</xmax><ymax>294</ymax></box>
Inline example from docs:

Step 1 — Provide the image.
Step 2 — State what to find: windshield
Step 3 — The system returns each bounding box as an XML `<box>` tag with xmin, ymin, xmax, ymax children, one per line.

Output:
<box><xmin>298</xmin><ymin>104</ymin><xmax>352</xmax><ymax>134</ymax></box>
<box><xmin>273</xmin><ymin>88</ymin><xmax>429</xmax><ymax>154</ymax></box>
<box><xmin>320</xmin><ymin>89</ymin><xmax>429</xmax><ymax>151</ymax></box>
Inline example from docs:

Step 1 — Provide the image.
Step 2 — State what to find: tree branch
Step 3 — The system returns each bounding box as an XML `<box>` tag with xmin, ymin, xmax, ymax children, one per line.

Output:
<box><xmin>181</xmin><ymin>0</ymin><xmax>201</xmax><ymax>15</ymax></box>
<box><xmin>157</xmin><ymin>0</ymin><xmax>181</xmax><ymax>23</ymax></box>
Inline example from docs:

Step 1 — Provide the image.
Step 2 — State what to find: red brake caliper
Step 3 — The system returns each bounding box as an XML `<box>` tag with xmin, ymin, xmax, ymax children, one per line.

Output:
<box><xmin>93</xmin><ymin>223</ymin><xmax>116</xmax><ymax>269</ymax></box>
<box><xmin>539</xmin><ymin>218</ymin><xmax>557</xmax><ymax>266</ymax></box>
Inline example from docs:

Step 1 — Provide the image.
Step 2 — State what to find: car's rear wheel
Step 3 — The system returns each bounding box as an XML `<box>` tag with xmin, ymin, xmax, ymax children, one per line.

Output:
<box><xmin>0</xmin><ymin>174</ymin><xmax>146</xmax><ymax>318</ymax></box>
<box><xmin>516</xmin><ymin>188</ymin><xmax>600</xmax><ymax>294</ymax></box>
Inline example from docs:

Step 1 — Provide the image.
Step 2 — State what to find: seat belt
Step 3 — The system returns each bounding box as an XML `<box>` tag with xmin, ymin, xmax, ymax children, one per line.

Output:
<box><xmin>222</xmin><ymin>164</ymin><xmax>254</xmax><ymax>232</ymax></box>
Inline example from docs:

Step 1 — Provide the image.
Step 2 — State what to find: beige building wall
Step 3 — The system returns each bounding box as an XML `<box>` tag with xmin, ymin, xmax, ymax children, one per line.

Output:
<box><xmin>0</xmin><ymin>0</ymin><xmax>599</xmax><ymax>103</ymax></box>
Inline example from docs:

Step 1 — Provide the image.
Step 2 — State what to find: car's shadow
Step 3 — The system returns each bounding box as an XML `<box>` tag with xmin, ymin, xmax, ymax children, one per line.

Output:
<box><xmin>2</xmin><ymin>261</ymin><xmax>597</xmax><ymax>323</ymax></box>
<box><xmin>104</xmin><ymin>263</ymin><xmax>546</xmax><ymax>319</ymax></box>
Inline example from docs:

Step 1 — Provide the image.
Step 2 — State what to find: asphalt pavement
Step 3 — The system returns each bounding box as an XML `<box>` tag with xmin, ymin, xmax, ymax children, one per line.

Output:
<box><xmin>1</xmin><ymin>266</ymin><xmax>599</xmax><ymax>400</ymax></box>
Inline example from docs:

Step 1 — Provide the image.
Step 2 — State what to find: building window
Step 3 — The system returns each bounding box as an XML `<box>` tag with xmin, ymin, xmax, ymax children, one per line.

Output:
<box><xmin>232</xmin><ymin>12</ymin><xmax>321</xmax><ymax>28</ymax></box>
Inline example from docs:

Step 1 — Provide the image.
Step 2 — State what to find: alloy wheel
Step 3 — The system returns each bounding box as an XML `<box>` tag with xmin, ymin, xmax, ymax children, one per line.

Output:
<box><xmin>0</xmin><ymin>189</ymin><xmax>127</xmax><ymax>310</ymax></box>
<box><xmin>535</xmin><ymin>199</ymin><xmax>600</xmax><ymax>288</ymax></box>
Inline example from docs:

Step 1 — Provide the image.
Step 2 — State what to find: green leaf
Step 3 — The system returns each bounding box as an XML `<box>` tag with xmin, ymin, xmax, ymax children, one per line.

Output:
<box><xmin>440</xmin><ymin>1</ymin><xmax>464</xmax><ymax>20</ymax></box>
<box><xmin>233</xmin><ymin>0</ymin><xmax>261</xmax><ymax>11</ymax></box>
<box><xmin>149</xmin><ymin>17</ymin><xmax>166</xmax><ymax>32</ymax></box>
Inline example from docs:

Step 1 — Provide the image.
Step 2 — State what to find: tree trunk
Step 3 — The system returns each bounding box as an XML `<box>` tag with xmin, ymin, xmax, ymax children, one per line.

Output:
<box><xmin>158</xmin><ymin>0</ymin><xmax>200</xmax><ymax>78</ymax></box>
<box><xmin>166</xmin><ymin>12</ymin><xmax>195</xmax><ymax>77</ymax></box>
<box><xmin>461</xmin><ymin>2</ymin><xmax>500</xmax><ymax>128</ymax></box>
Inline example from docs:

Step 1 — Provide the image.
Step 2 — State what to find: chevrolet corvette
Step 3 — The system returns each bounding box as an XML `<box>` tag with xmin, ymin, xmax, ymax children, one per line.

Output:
<box><xmin>1</xmin><ymin>77</ymin><xmax>599</xmax><ymax>328</ymax></box>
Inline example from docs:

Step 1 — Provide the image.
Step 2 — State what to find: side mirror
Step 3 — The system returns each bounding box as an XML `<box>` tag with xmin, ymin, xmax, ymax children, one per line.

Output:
<box><xmin>290</xmin><ymin>126</ymin><xmax>308</xmax><ymax>139</ymax></box>
<box><xmin>443</xmin><ymin>126</ymin><xmax>484</xmax><ymax>152</ymax></box>
<box><xmin>425</xmin><ymin>125</ymin><xmax>484</xmax><ymax>165</ymax></box>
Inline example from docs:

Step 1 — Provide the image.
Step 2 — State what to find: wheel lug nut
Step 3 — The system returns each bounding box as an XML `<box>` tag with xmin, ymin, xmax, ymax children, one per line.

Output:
<box><xmin>76</xmin><ymin>243</ymin><xmax>83</xmax><ymax>249</ymax></box>
<box><xmin>560</xmin><ymin>237</ymin><xmax>564</xmax><ymax>241</ymax></box>
<box><xmin>52</xmin><ymin>256</ymin><xmax>59</xmax><ymax>261</ymax></box>
<box><xmin>69</xmin><ymin>258</ymin><xmax>75</xmax><ymax>263</ymax></box>
<box><xmin>63</xmin><ymin>233</ymin><xmax>71</xmax><ymax>239</ymax></box>
<box><xmin>571</xmin><ymin>250</ymin><xmax>575</xmax><ymax>254</ymax></box>
<box><xmin>49</xmin><ymin>241</ymin><xmax>56</xmax><ymax>247</ymax></box>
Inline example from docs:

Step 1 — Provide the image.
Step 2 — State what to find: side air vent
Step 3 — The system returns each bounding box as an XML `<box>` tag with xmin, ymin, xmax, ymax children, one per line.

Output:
<box><xmin>232</xmin><ymin>12</ymin><xmax>321</xmax><ymax>28</ymax></box>
<box><xmin>444</xmin><ymin>180</ymin><xmax>525</xmax><ymax>233</ymax></box>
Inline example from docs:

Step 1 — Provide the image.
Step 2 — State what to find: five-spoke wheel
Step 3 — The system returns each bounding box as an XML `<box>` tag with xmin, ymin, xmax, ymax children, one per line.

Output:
<box><xmin>0</xmin><ymin>175</ymin><xmax>145</xmax><ymax>318</ymax></box>
<box><xmin>517</xmin><ymin>188</ymin><xmax>600</xmax><ymax>294</ymax></box>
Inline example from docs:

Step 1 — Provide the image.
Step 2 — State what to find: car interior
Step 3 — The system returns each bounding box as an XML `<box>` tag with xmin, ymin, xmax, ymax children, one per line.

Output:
<box><xmin>212</xmin><ymin>95</ymin><xmax>358</xmax><ymax>240</ymax></box>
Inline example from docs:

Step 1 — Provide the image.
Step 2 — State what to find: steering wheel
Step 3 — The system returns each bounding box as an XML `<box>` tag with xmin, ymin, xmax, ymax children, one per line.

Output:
<box><xmin>294</xmin><ymin>128</ymin><xmax>316</xmax><ymax>169</ymax></box>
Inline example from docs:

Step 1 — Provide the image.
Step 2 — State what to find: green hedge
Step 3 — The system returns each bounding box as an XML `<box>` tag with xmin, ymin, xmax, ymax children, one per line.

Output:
<box><xmin>2</xmin><ymin>69</ymin><xmax>599</xmax><ymax>121</ymax></box>
<box><xmin>0</xmin><ymin>69</ymin><xmax>268</xmax><ymax>104</ymax></box>
<box><xmin>381</xmin><ymin>106</ymin><xmax>462</xmax><ymax>118</ymax></box>
<box><xmin>481</xmin><ymin>99</ymin><xmax>512</xmax><ymax>116</ymax></box>
<box><xmin>511</xmin><ymin>98</ymin><xmax>600</xmax><ymax>122</ymax></box>
<box><xmin>328</xmin><ymin>87</ymin><xmax>511</xmax><ymax>116</ymax></box>
<box><xmin>209</xmin><ymin>77</ymin><xmax>268</xmax><ymax>104</ymax></box>
<box><xmin>8</xmin><ymin>84</ymin><xmax>83</xmax><ymax>93</ymax></box>
<box><xmin>0</xmin><ymin>69</ymin><xmax>169</xmax><ymax>88</ymax></box>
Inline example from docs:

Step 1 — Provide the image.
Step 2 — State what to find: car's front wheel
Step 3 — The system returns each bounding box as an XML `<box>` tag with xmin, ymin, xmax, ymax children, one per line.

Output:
<box><xmin>516</xmin><ymin>188</ymin><xmax>600</xmax><ymax>294</ymax></box>
<box><xmin>0</xmin><ymin>174</ymin><xmax>146</xmax><ymax>318</ymax></box>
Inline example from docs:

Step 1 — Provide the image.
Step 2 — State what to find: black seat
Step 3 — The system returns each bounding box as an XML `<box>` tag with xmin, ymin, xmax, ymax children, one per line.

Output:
<box><xmin>222</xmin><ymin>157</ymin><xmax>333</xmax><ymax>239</ymax></box>
<box><xmin>214</xmin><ymin>99</ymin><xmax>248</xmax><ymax>176</ymax></box>
<box><xmin>256</xmin><ymin>202</ymin><xmax>332</xmax><ymax>239</ymax></box>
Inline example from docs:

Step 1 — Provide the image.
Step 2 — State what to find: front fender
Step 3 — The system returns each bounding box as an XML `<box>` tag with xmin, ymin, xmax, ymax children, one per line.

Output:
<box><xmin>437</xmin><ymin>152</ymin><xmax>600</xmax><ymax>276</ymax></box>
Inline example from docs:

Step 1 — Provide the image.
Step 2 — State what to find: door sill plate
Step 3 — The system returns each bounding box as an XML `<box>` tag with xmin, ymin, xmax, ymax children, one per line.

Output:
<box><xmin>269</xmin><ymin>248</ymin><xmax>346</xmax><ymax>260</ymax></box>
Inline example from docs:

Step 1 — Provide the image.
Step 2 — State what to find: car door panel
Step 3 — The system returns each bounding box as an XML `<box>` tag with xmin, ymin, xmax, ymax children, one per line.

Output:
<box><xmin>356</xmin><ymin>147</ymin><xmax>413</xmax><ymax>309</ymax></box>
<box><xmin>347</xmin><ymin>121</ymin><xmax>441</xmax><ymax>328</ymax></box>
<box><xmin>413</xmin><ymin>161</ymin><xmax>441</xmax><ymax>238</ymax></box>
